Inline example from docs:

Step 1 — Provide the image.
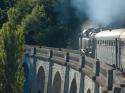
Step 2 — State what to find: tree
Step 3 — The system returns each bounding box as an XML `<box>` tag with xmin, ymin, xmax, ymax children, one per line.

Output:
<box><xmin>23</xmin><ymin>0</ymin><xmax>84</xmax><ymax>49</ymax></box>
<box><xmin>0</xmin><ymin>30</ymin><xmax>5</xmax><ymax>93</ymax></box>
<box><xmin>0</xmin><ymin>9</ymin><xmax>8</xmax><ymax>28</ymax></box>
<box><xmin>0</xmin><ymin>8</ymin><xmax>24</xmax><ymax>93</ymax></box>
<box><xmin>0</xmin><ymin>0</ymin><xmax>17</xmax><ymax>28</ymax></box>
<box><xmin>23</xmin><ymin>1</ymin><xmax>72</xmax><ymax>48</ymax></box>
<box><xmin>0</xmin><ymin>0</ymin><xmax>36</xmax><ymax>92</ymax></box>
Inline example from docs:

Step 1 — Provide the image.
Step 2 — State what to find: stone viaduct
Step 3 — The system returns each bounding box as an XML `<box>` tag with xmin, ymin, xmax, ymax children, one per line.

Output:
<box><xmin>23</xmin><ymin>45</ymin><xmax>125</xmax><ymax>93</ymax></box>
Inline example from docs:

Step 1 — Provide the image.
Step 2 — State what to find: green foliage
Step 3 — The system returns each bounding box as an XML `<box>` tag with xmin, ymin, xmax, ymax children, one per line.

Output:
<box><xmin>0</xmin><ymin>0</ymin><xmax>17</xmax><ymax>28</ymax></box>
<box><xmin>0</xmin><ymin>31</ymin><xmax>5</xmax><ymax>93</ymax></box>
<box><xmin>15</xmin><ymin>0</ymin><xmax>35</xmax><ymax>25</ymax></box>
<box><xmin>21</xmin><ymin>0</ymin><xmax>83</xmax><ymax>49</ymax></box>
<box><xmin>0</xmin><ymin>7</ymin><xmax>24</xmax><ymax>93</ymax></box>
<box><xmin>23</xmin><ymin>4</ymin><xmax>50</xmax><ymax>45</ymax></box>
<box><xmin>23</xmin><ymin>1</ymin><xmax>77</xmax><ymax>48</ymax></box>
<box><xmin>0</xmin><ymin>0</ymin><xmax>36</xmax><ymax>93</ymax></box>
<box><xmin>0</xmin><ymin>9</ymin><xmax>8</xmax><ymax>28</ymax></box>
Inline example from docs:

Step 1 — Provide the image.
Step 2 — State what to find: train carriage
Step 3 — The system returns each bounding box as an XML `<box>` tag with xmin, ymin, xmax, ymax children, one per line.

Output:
<box><xmin>79</xmin><ymin>28</ymin><xmax>125</xmax><ymax>71</ymax></box>
<box><xmin>95</xmin><ymin>29</ymin><xmax>125</xmax><ymax>70</ymax></box>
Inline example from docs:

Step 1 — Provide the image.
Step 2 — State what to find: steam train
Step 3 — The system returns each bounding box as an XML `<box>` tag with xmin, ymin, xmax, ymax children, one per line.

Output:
<box><xmin>79</xmin><ymin>28</ymin><xmax>125</xmax><ymax>71</ymax></box>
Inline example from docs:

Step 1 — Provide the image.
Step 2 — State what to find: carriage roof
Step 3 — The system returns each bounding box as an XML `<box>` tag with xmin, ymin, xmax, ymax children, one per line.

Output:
<box><xmin>95</xmin><ymin>29</ymin><xmax>125</xmax><ymax>40</ymax></box>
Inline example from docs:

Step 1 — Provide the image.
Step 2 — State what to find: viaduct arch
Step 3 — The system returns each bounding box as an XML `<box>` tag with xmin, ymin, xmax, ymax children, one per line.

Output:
<box><xmin>52</xmin><ymin>72</ymin><xmax>61</xmax><ymax>93</ymax></box>
<box><xmin>69</xmin><ymin>78</ymin><xmax>77</xmax><ymax>93</ymax></box>
<box><xmin>36</xmin><ymin>66</ymin><xmax>45</xmax><ymax>93</ymax></box>
<box><xmin>87</xmin><ymin>89</ymin><xmax>91</xmax><ymax>93</ymax></box>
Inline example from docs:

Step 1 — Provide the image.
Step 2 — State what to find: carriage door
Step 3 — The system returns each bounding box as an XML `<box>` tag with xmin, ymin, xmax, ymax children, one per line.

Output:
<box><xmin>116</xmin><ymin>38</ymin><xmax>120</xmax><ymax>68</ymax></box>
<box><xmin>118</xmin><ymin>38</ymin><xmax>121</xmax><ymax>68</ymax></box>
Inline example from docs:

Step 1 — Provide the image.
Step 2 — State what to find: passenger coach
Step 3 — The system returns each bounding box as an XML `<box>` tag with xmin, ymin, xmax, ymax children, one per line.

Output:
<box><xmin>95</xmin><ymin>29</ymin><xmax>125</xmax><ymax>70</ymax></box>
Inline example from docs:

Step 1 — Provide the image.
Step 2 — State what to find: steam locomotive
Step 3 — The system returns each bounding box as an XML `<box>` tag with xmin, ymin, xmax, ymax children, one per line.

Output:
<box><xmin>79</xmin><ymin>28</ymin><xmax>125</xmax><ymax>71</ymax></box>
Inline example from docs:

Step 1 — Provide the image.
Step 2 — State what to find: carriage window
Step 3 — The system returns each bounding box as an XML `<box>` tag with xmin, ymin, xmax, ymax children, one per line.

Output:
<box><xmin>107</xmin><ymin>40</ymin><xmax>108</xmax><ymax>45</ymax></box>
<box><xmin>109</xmin><ymin>41</ymin><xmax>111</xmax><ymax>46</ymax></box>
<box><xmin>121</xmin><ymin>41</ymin><xmax>124</xmax><ymax>46</ymax></box>
<box><xmin>111</xmin><ymin>41</ymin><xmax>113</xmax><ymax>46</ymax></box>
<box><xmin>105</xmin><ymin>40</ymin><xmax>106</xmax><ymax>45</ymax></box>
<box><xmin>112</xmin><ymin>41</ymin><xmax>114</xmax><ymax>46</ymax></box>
<box><xmin>110</xmin><ymin>41</ymin><xmax>112</xmax><ymax>46</ymax></box>
<box><xmin>101</xmin><ymin>40</ymin><xmax>102</xmax><ymax>45</ymax></box>
<box><xmin>114</xmin><ymin>41</ymin><xmax>116</xmax><ymax>46</ymax></box>
<box><xmin>108</xmin><ymin>40</ymin><xmax>109</xmax><ymax>45</ymax></box>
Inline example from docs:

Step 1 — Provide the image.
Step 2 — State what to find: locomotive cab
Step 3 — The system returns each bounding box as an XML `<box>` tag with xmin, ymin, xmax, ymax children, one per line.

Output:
<box><xmin>79</xmin><ymin>29</ymin><xmax>90</xmax><ymax>52</ymax></box>
<box><xmin>79</xmin><ymin>28</ymin><xmax>99</xmax><ymax>58</ymax></box>
<box><xmin>79</xmin><ymin>37</ymin><xmax>89</xmax><ymax>52</ymax></box>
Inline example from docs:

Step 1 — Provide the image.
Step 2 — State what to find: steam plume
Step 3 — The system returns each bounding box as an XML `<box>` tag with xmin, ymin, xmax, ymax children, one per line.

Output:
<box><xmin>71</xmin><ymin>0</ymin><xmax>125</xmax><ymax>26</ymax></box>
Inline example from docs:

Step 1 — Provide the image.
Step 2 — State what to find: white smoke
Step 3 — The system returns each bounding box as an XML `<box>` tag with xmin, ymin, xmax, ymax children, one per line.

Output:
<box><xmin>71</xmin><ymin>0</ymin><xmax>125</xmax><ymax>26</ymax></box>
<box><xmin>81</xmin><ymin>21</ymin><xmax>99</xmax><ymax>30</ymax></box>
<box><xmin>71</xmin><ymin>0</ymin><xmax>86</xmax><ymax>18</ymax></box>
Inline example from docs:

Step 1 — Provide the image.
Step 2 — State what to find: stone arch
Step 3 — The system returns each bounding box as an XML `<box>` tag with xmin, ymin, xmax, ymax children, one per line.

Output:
<box><xmin>87</xmin><ymin>89</ymin><xmax>91</xmax><ymax>93</ymax></box>
<box><xmin>52</xmin><ymin>71</ymin><xmax>61</xmax><ymax>93</ymax></box>
<box><xmin>69</xmin><ymin>78</ymin><xmax>77</xmax><ymax>93</ymax></box>
<box><xmin>36</xmin><ymin>66</ymin><xmax>45</xmax><ymax>93</ymax></box>
<box><xmin>114</xmin><ymin>87</ymin><xmax>121</xmax><ymax>93</ymax></box>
